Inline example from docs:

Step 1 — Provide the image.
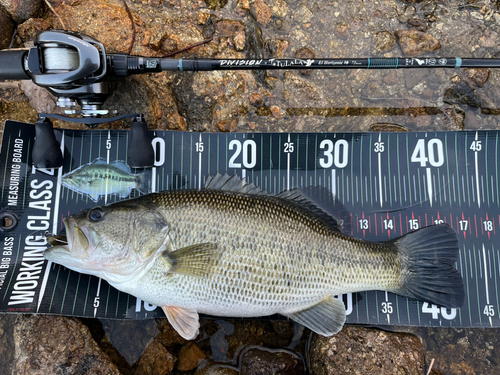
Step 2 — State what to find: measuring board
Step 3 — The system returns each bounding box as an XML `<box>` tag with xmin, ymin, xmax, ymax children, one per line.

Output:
<box><xmin>0</xmin><ymin>120</ymin><xmax>498</xmax><ymax>328</ymax></box>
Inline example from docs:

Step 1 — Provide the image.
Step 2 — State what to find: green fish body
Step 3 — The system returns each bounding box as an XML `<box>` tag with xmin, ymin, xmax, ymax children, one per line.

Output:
<box><xmin>61</xmin><ymin>158</ymin><xmax>146</xmax><ymax>202</ymax></box>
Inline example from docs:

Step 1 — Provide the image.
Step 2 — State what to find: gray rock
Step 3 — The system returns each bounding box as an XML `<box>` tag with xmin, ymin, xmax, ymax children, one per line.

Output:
<box><xmin>0</xmin><ymin>0</ymin><xmax>42</xmax><ymax>23</ymax></box>
<box><xmin>0</xmin><ymin>5</ymin><xmax>15</xmax><ymax>49</ymax></box>
<box><xmin>14</xmin><ymin>315</ymin><xmax>121</xmax><ymax>375</ymax></box>
<box><xmin>240</xmin><ymin>347</ymin><xmax>305</xmax><ymax>375</ymax></box>
<box><xmin>444</xmin><ymin>81</ymin><xmax>481</xmax><ymax>108</ymax></box>
<box><xmin>309</xmin><ymin>326</ymin><xmax>425</xmax><ymax>375</ymax></box>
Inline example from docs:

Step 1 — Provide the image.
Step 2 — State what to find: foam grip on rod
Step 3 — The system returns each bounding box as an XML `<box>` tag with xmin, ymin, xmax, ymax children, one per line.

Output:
<box><xmin>127</xmin><ymin>120</ymin><xmax>154</xmax><ymax>168</ymax></box>
<box><xmin>32</xmin><ymin>119</ymin><xmax>63</xmax><ymax>168</ymax></box>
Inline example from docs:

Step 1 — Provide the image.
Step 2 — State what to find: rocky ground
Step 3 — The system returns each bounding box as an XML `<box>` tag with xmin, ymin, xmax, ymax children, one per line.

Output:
<box><xmin>2</xmin><ymin>0</ymin><xmax>500</xmax><ymax>374</ymax></box>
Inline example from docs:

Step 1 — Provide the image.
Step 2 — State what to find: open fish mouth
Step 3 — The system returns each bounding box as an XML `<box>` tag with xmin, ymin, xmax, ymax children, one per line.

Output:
<box><xmin>44</xmin><ymin>217</ymin><xmax>85</xmax><ymax>258</ymax></box>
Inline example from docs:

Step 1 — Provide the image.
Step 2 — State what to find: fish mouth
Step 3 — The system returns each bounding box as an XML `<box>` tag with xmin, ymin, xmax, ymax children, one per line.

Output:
<box><xmin>44</xmin><ymin>217</ymin><xmax>90</xmax><ymax>261</ymax></box>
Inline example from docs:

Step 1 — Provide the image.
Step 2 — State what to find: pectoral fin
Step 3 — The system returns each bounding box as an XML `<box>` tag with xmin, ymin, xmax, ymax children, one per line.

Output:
<box><xmin>163</xmin><ymin>243</ymin><xmax>219</xmax><ymax>278</ymax></box>
<box><xmin>162</xmin><ymin>306</ymin><xmax>200</xmax><ymax>340</ymax></box>
<box><xmin>283</xmin><ymin>296</ymin><xmax>346</xmax><ymax>336</ymax></box>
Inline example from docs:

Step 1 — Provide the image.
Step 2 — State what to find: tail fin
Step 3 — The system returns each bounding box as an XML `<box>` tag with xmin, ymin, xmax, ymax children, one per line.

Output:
<box><xmin>393</xmin><ymin>223</ymin><xmax>464</xmax><ymax>308</ymax></box>
<box><xmin>135</xmin><ymin>170</ymin><xmax>150</xmax><ymax>194</ymax></box>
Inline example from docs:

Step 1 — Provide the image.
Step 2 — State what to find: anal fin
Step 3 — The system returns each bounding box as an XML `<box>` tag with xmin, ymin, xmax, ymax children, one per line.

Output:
<box><xmin>162</xmin><ymin>306</ymin><xmax>200</xmax><ymax>340</ymax></box>
<box><xmin>283</xmin><ymin>296</ymin><xmax>346</xmax><ymax>336</ymax></box>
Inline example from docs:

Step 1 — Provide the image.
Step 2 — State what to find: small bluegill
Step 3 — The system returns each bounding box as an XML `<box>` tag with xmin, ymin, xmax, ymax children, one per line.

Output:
<box><xmin>61</xmin><ymin>158</ymin><xmax>147</xmax><ymax>202</ymax></box>
<box><xmin>45</xmin><ymin>173</ymin><xmax>464</xmax><ymax>340</ymax></box>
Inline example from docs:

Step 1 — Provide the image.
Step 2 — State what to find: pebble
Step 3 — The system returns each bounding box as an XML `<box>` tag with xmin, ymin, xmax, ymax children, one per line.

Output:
<box><xmin>178</xmin><ymin>342</ymin><xmax>207</xmax><ymax>371</ymax></box>
<box><xmin>134</xmin><ymin>340</ymin><xmax>176</xmax><ymax>375</ymax></box>
<box><xmin>394</xmin><ymin>29</ymin><xmax>441</xmax><ymax>56</ymax></box>
<box><xmin>444</xmin><ymin>81</ymin><xmax>481</xmax><ymax>108</ymax></box>
<box><xmin>294</xmin><ymin>47</ymin><xmax>315</xmax><ymax>75</ymax></box>
<box><xmin>463</xmin><ymin>68</ymin><xmax>490</xmax><ymax>88</ymax></box>
<box><xmin>240</xmin><ymin>348</ymin><xmax>305</xmax><ymax>375</ymax></box>
<box><xmin>373</xmin><ymin>31</ymin><xmax>396</xmax><ymax>53</ymax></box>
<box><xmin>250</xmin><ymin>0</ymin><xmax>272</xmax><ymax>26</ymax></box>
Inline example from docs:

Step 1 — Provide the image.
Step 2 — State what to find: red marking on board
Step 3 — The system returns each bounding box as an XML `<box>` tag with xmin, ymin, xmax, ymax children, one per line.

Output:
<box><xmin>399</xmin><ymin>213</ymin><xmax>402</xmax><ymax>236</ymax></box>
<box><xmin>350</xmin><ymin>212</ymin><xmax>353</xmax><ymax>236</ymax></box>
<box><xmin>425</xmin><ymin>213</ymin><xmax>428</xmax><ymax>227</ymax></box>
<box><xmin>449</xmin><ymin>213</ymin><xmax>453</xmax><ymax>228</ymax></box>
<box><xmin>406</xmin><ymin>215</ymin><xmax>409</xmax><ymax>233</ymax></box>
<box><xmin>475</xmin><ymin>214</ymin><xmax>478</xmax><ymax>237</ymax></box>
<box><xmin>374</xmin><ymin>214</ymin><xmax>378</xmax><ymax>236</ymax></box>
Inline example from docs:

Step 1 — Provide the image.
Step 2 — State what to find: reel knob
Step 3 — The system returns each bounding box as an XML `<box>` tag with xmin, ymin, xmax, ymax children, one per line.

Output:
<box><xmin>127</xmin><ymin>117</ymin><xmax>154</xmax><ymax>168</ymax></box>
<box><xmin>32</xmin><ymin>118</ymin><xmax>63</xmax><ymax>168</ymax></box>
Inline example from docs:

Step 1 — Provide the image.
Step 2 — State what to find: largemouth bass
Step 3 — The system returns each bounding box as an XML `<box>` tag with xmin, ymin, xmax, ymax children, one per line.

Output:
<box><xmin>45</xmin><ymin>173</ymin><xmax>464</xmax><ymax>340</ymax></box>
<box><xmin>61</xmin><ymin>158</ymin><xmax>147</xmax><ymax>202</ymax></box>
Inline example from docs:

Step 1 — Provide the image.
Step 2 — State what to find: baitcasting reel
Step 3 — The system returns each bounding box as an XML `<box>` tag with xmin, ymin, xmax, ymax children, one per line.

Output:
<box><xmin>0</xmin><ymin>30</ymin><xmax>162</xmax><ymax>168</ymax></box>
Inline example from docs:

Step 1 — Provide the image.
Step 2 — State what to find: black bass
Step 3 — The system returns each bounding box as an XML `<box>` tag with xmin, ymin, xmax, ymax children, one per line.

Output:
<box><xmin>61</xmin><ymin>158</ymin><xmax>147</xmax><ymax>202</ymax></box>
<box><xmin>45</xmin><ymin>173</ymin><xmax>464</xmax><ymax>340</ymax></box>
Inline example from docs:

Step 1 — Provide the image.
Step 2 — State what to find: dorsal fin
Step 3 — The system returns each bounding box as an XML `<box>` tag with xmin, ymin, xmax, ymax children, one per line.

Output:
<box><xmin>203</xmin><ymin>173</ymin><xmax>350</xmax><ymax>233</ymax></box>
<box><xmin>203</xmin><ymin>172</ymin><xmax>266</xmax><ymax>195</ymax></box>
<box><xmin>91</xmin><ymin>157</ymin><xmax>108</xmax><ymax>165</ymax></box>
<box><xmin>110</xmin><ymin>160</ymin><xmax>132</xmax><ymax>173</ymax></box>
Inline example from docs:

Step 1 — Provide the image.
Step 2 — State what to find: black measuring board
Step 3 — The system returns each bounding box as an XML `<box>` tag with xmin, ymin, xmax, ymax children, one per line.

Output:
<box><xmin>0</xmin><ymin>120</ymin><xmax>498</xmax><ymax>329</ymax></box>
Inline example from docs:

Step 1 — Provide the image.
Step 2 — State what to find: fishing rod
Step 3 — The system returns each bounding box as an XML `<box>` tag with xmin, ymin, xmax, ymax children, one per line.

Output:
<box><xmin>1</xmin><ymin>30</ymin><xmax>498</xmax><ymax>168</ymax></box>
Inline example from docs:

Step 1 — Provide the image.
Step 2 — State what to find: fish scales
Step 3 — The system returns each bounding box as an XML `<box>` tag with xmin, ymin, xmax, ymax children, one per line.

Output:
<box><xmin>129</xmin><ymin>189</ymin><xmax>402</xmax><ymax>316</ymax></box>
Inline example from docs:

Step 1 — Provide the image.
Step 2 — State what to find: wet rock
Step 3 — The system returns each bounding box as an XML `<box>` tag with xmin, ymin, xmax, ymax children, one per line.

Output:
<box><xmin>0</xmin><ymin>315</ymin><xmax>15</xmax><ymax>374</ymax></box>
<box><xmin>246</xmin><ymin>22</ymin><xmax>267</xmax><ymax>84</ymax></box>
<box><xmin>250</xmin><ymin>93</ymin><xmax>264</xmax><ymax>107</ymax></box>
<box><xmin>204</xmin><ymin>0</ymin><xmax>228</xmax><ymax>10</ymax></box>
<box><xmin>237</xmin><ymin>0</ymin><xmax>250</xmax><ymax>11</ymax></box>
<box><xmin>444</xmin><ymin>81</ymin><xmax>481</xmax><ymax>108</ymax></box>
<box><xmin>0</xmin><ymin>6</ymin><xmax>15</xmax><ymax>49</ymax></box>
<box><xmin>395</xmin><ymin>29</ymin><xmax>441</xmax><ymax>56</ymax></box>
<box><xmin>250</xmin><ymin>0</ymin><xmax>272</xmax><ymax>26</ymax></box>
<box><xmin>134</xmin><ymin>339</ymin><xmax>176</xmax><ymax>375</ymax></box>
<box><xmin>310</xmin><ymin>326</ymin><xmax>425</xmax><ymax>375</ymax></box>
<box><xmin>268</xmin><ymin>0</ymin><xmax>288</xmax><ymax>18</ymax></box>
<box><xmin>370</xmin><ymin>123</ymin><xmax>410</xmax><ymax>132</ymax></box>
<box><xmin>0</xmin><ymin>0</ymin><xmax>42</xmax><ymax>23</ymax></box>
<box><xmin>101</xmin><ymin>319</ymin><xmax>159</xmax><ymax>367</ymax></box>
<box><xmin>20</xmin><ymin>80</ymin><xmax>58</xmax><ymax>114</ymax></box>
<box><xmin>396</xmin><ymin>5</ymin><xmax>416</xmax><ymax>23</ymax></box>
<box><xmin>404</xmin><ymin>69</ymin><xmax>428</xmax><ymax>90</ymax></box>
<box><xmin>294</xmin><ymin>47</ymin><xmax>315</xmax><ymax>75</ymax></box>
<box><xmin>292</xmin><ymin>5</ymin><xmax>313</xmax><ymax>24</ymax></box>
<box><xmin>335</xmin><ymin>23</ymin><xmax>349</xmax><ymax>39</ymax></box>
<box><xmin>16</xmin><ymin>18</ymin><xmax>52</xmax><ymax>43</ymax></box>
<box><xmin>265</xmin><ymin>38</ymin><xmax>289</xmax><ymax>58</ymax></box>
<box><xmin>408</xmin><ymin>18</ymin><xmax>427</xmax><ymax>32</ymax></box>
<box><xmin>217</xmin><ymin>19</ymin><xmax>246</xmax><ymax>51</ymax></box>
<box><xmin>178</xmin><ymin>342</ymin><xmax>206</xmax><ymax>371</ymax></box>
<box><xmin>194</xmin><ymin>360</ymin><xmax>239</xmax><ymax>375</ymax></box>
<box><xmin>197</xmin><ymin>11</ymin><xmax>211</xmax><ymax>25</ymax></box>
<box><xmin>202</xmin><ymin>15</ymin><xmax>218</xmax><ymax>39</ymax></box>
<box><xmin>217</xmin><ymin>119</ymin><xmax>238</xmax><ymax>132</ymax></box>
<box><xmin>156</xmin><ymin>318</ymin><xmax>188</xmax><ymax>348</ymax></box>
<box><xmin>373</xmin><ymin>31</ymin><xmax>396</xmax><ymax>54</ymax></box>
<box><xmin>240</xmin><ymin>348</ymin><xmax>305</xmax><ymax>375</ymax></box>
<box><xmin>463</xmin><ymin>68</ymin><xmax>490</xmax><ymax>88</ymax></box>
<box><xmin>442</xmin><ymin>107</ymin><xmax>465</xmax><ymax>131</ymax></box>
<box><xmin>479</xmin><ymin>30</ymin><xmax>498</xmax><ymax>47</ymax></box>
<box><xmin>14</xmin><ymin>315</ymin><xmax>121</xmax><ymax>375</ymax></box>
<box><xmin>283</xmin><ymin>71</ymin><xmax>325</xmax><ymax>107</ymax></box>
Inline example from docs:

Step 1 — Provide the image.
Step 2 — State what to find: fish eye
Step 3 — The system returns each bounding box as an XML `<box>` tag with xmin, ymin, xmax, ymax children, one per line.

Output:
<box><xmin>88</xmin><ymin>209</ymin><xmax>103</xmax><ymax>222</ymax></box>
